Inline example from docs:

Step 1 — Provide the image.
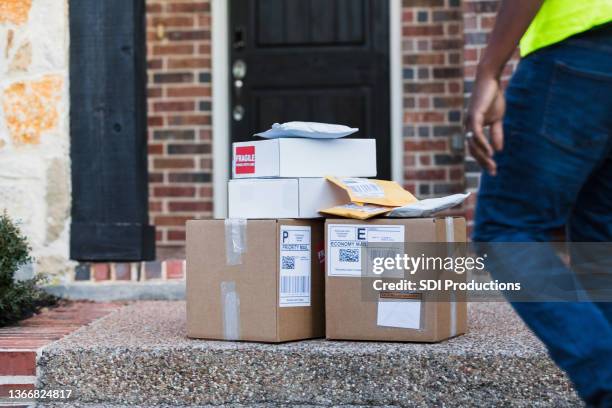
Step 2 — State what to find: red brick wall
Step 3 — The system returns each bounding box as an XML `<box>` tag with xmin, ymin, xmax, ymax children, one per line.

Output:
<box><xmin>401</xmin><ymin>0</ymin><xmax>466</xmax><ymax>198</ymax></box>
<box><xmin>146</xmin><ymin>0</ymin><xmax>213</xmax><ymax>250</ymax></box>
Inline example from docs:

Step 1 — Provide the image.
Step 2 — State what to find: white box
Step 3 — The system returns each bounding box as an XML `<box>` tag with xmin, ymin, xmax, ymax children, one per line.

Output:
<box><xmin>228</xmin><ymin>178</ymin><xmax>347</xmax><ymax>219</ymax></box>
<box><xmin>232</xmin><ymin>138</ymin><xmax>377</xmax><ymax>179</ymax></box>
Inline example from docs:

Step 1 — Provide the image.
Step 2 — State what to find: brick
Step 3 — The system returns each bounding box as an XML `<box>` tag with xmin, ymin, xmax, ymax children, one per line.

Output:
<box><xmin>142</xmin><ymin>261</ymin><xmax>162</xmax><ymax>280</ymax></box>
<box><xmin>465</xmin><ymin>1</ymin><xmax>499</xmax><ymax>13</ymax></box>
<box><xmin>403</xmin><ymin>25</ymin><xmax>444</xmax><ymax>37</ymax></box>
<box><xmin>151</xmin><ymin>16</ymin><xmax>194</xmax><ymax>27</ymax></box>
<box><xmin>153</xmin><ymin>129</ymin><xmax>195</xmax><ymax>141</ymax></box>
<box><xmin>154</xmin><ymin>216</ymin><xmax>192</xmax><ymax>227</ymax></box>
<box><xmin>434</xmin><ymin>154</ymin><xmax>463</xmax><ymax>165</ymax></box>
<box><xmin>166</xmin><ymin>30</ymin><xmax>210</xmax><ymax>41</ymax></box>
<box><xmin>148</xmin><ymin>59</ymin><xmax>163</xmax><ymax>70</ymax></box>
<box><xmin>433</xmin><ymin>67</ymin><xmax>462</xmax><ymax>79</ymax></box>
<box><xmin>167</xmin><ymin>143</ymin><xmax>211</xmax><ymax>155</ymax></box>
<box><xmin>153</xmin><ymin>158</ymin><xmax>195</xmax><ymax>169</ymax></box>
<box><xmin>168</xmin><ymin>230</ymin><xmax>187</xmax><ymax>242</ymax></box>
<box><xmin>167</xmin><ymin>2</ymin><xmax>210</xmax><ymax>13</ymax></box>
<box><xmin>168</xmin><ymin>172</ymin><xmax>211</xmax><ymax>183</ymax></box>
<box><xmin>166</xmin><ymin>86</ymin><xmax>211</xmax><ymax>98</ymax></box>
<box><xmin>167</xmin><ymin>57</ymin><xmax>211</xmax><ymax>69</ymax></box>
<box><xmin>114</xmin><ymin>263</ymin><xmax>131</xmax><ymax>281</ymax></box>
<box><xmin>404</xmin><ymin>140</ymin><xmax>448</xmax><ymax>152</ymax></box>
<box><xmin>148</xmin><ymin>116</ymin><xmax>164</xmax><ymax>127</ymax></box>
<box><xmin>147</xmin><ymin>87</ymin><xmax>163</xmax><ymax>98</ymax></box>
<box><xmin>149</xmin><ymin>172</ymin><xmax>164</xmax><ymax>183</ymax></box>
<box><xmin>152</xmin><ymin>44</ymin><xmax>194</xmax><ymax>56</ymax></box>
<box><xmin>167</xmin><ymin>115</ymin><xmax>210</xmax><ymax>126</ymax></box>
<box><xmin>153</xmin><ymin>100</ymin><xmax>195</xmax><ymax>112</ymax></box>
<box><xmin>0</xmin><ymin>351</ymin><xmax>37</xmax><ymax>375</ymax></box>
<box><xmin>403</xmin><ymin>53</ymin><xmax>445</xmax><ymax>65</ymax></box>
<box><xmin>168</xmin><ymin>201</ymin><xmax>212</xmax><ymax>212</ymax></box>
<box><xmin>165</xmin><ymin>259</ymin><xmax>185</xmax><ymax>279</ymax></box>
<box><xmin>149</xmin><ymin>201</ymin><xmax>163</xmax><ymax>212</ymax></box>
<box><xmin>148</xmin><ymin>143</ymin><xmax>164</xmax><ymax>155</ymax></box>
<box><xmin>153</xmin><ymin>72</ymin><xmax>194</xmax><ymax>84</ymax></box>
<box><xmin>405</xmin><ymin>169</ymin><xmax>446</xmax><ymax>181</ymax></box>
<box><xmin>432</xmin><ymin>10</ymin><xmax>462</xmax><ymax>22</ymax></box>
<box><xmin>93</xmin><ymin>263</ymin><xmax>110</xmax><ymax>281</ymax></box>
<box><xmin>74</xmin><ymin>264</ymin><xmax>91</xmax><ymax>281</ymax></box>
<box><xmin>153</xmin><ymin>186</ymin><xmax>196</xmax><ymax>197</ymax></box>
<box><xmin>404</xmin><ymin>82</ymin><xmax>445</xmax><ymax>94</ymax></box>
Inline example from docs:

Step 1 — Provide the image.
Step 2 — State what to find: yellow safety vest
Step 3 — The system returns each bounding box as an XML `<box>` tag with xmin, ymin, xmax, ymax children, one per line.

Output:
<box><xmin>520</xmin><ymin>0</ymin><xmax>612</xmax><ymax>57</ymax></box>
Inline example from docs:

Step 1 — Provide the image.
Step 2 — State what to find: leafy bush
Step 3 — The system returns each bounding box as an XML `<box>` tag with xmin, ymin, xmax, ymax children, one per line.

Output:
<box><xmin>0</xmin><ymin>212</ymin><xmax>57</xmax><ymax>327</ymax></box>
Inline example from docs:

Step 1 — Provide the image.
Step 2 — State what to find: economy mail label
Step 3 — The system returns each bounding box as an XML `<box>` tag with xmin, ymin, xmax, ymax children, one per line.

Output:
<box><xmin>327</xmin><ymin>224</ymin><xmax>405</xmax><ymax>277</ymax></box>
<box><xmin>279</xmin><ymin>225</ymin><xmax>311</xmax><ymax>307</ymax></box>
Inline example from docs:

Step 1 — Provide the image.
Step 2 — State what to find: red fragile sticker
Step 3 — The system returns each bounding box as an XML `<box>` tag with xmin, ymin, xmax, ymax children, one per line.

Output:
<box><xmin>234</xmin><ymin>145</ymin><xmax>255</xmax><ymax>174</ymax></box>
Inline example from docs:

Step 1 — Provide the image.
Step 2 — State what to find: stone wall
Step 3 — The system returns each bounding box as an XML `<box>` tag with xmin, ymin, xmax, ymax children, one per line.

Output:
<box><xmin>0</xmin><ymin>0</ymin><xmax>71</xmax><ymax>280</ymax></box>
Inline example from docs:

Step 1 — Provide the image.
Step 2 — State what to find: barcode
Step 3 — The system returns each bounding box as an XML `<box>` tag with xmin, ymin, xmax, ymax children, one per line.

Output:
<box><xmin>281</xmin><ymin>256</ymin><xmax>295</xmax><ymax>270</ymax></box>
<box><xmin>343</xmin><ymin>179</ymin><xmax>384</xmax><ymax>197</ymax></box>
<box><xmin>339</xmin><ymin>248</ymin><xmax>360</xmax><ymax>263</ymax></box>
<box><xmin>367</xmin><ymin>248</ymin><xmax>401</xmax><ymax>259</ymax></box>
<box><xmin>280</xmin><ymin>276</ymin><xmax>310</xmax><ymax>294</ymax></box>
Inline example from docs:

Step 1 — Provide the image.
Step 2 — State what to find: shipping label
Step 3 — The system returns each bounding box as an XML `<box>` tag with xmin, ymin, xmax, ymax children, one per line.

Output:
<box><xmin>327</xmin><ymin>224</ymin><xmax>405</xmax><ymax>277</ymax></box>
<box><xmin>340</xmin><ymin>178</ymin><xmax>384</xmax><ymax>199</ymax></box>
<box><xmin>279</xmin><ymin>225</ymin><xmax>311</xmax><ymax>307</ymax></box>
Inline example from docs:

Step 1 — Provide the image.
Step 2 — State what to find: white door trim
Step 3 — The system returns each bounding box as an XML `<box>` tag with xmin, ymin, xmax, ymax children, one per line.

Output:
<box><xmin>211</xmin><ymin>0</ymin><xmax>229</xmax><ymax>218</ymax></box>
<box><xmin>211</xmin><ymin>1</ymin><xmax>404</xmax><ymax>216</ymax></box>
<box><xmin>390</xmin><ymin>0</ymin><xmax>403</xmax><ymax>185</ymax></box>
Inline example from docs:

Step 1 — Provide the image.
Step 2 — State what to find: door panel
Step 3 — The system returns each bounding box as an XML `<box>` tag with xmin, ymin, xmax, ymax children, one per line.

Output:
<box><xmin>230</xmin><ymin>0</ymin><xmax>390</xmax><ymax>178</ymax></box>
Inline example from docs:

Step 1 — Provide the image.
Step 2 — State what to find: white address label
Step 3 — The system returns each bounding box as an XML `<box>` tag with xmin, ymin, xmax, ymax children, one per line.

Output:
<box><xmin>279</xmin><ymin>225</ymin><xmax>311</xmax><ymax>307</ymax></box>
<box><xmin>327</xmin><ymin>224</ymin><xmax>405</xmax><ymax>277</ymax></box>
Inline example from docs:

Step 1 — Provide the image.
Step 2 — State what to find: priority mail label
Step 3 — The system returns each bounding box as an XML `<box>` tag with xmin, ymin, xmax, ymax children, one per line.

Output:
<box><xmin>327</xmin><ymin>224</ymin><xmax>405</xmax><ymax>277</ymax></box>
<box><xmin>279</xmin><ymin>225</ymin><xmax>311</xmax><ymax>307</ymax></box>
<box><xmin>234</xmin><ymin>145</ymin><xmax>255</xmax><ymax>174</ymax></box>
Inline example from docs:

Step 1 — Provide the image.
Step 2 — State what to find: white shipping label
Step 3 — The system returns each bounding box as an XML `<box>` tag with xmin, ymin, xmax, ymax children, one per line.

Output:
<box><xmin>327</xmin><ymin>224</ymin><xmax>405</xmax><ymax>277</ymax></box>
<box><xmin>341</xmin><ymin>178</ymin><xmax>385</xmax><ymax>198</ymax></box>
<box><xmin>279</xmin><ymin>225</ymin><xmax>311</xmax><ymax>307</ymax></box>
<box><xmin>377</xmin><ymin>298</ymin><xmax>421</xmax><ymax>329</ymax></box>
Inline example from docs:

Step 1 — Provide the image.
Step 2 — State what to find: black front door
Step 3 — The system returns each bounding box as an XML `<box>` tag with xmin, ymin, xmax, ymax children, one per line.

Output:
<box><xmin>229</xmin><ymin>0</ymin><xmax>390</xmax><ymax>179</ymax></box>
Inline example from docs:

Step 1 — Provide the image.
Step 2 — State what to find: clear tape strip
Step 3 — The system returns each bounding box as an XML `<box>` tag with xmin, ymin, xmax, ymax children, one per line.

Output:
<box><xmin>221</xmin><ymin>281</ymin><xmax>240</xmax><ymax>340</ymax></box>
<box><xmin>225</xmin><ymin>218</ymin><xmax>247</xmax><ymax>265</ymax></box>
<box><xmin>445</xmin><ymin>216</ymin><xmax>457</xmax><ymax>338</ymax></box>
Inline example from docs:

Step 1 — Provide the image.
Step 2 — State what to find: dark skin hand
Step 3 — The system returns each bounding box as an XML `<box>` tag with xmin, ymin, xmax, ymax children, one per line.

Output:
<box><xmin>465</xmin><ymin>0</ymin><xmax>544</xmax><ymax>176</ymax></box>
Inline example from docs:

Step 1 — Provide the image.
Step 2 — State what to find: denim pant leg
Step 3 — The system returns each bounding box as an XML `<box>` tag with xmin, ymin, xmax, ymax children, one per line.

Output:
<box><xmin>569</xmin><ymin>152</ymin><xmax>612</xmax><ymax>324</ymax></box>
<box><xmin>473</xmin><ymin>39</ymin><xmax>612</xmax><ymax>405</ymax></box>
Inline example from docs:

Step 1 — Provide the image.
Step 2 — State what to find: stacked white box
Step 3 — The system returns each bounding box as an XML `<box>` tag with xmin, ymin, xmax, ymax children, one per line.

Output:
<box><xmin>228</xmin><ymin>138</ymin><xmax>377</xmax><ymax>218</ymax></box>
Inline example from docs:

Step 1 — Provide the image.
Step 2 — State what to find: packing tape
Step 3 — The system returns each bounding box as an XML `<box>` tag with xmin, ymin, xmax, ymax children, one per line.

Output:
<box><xmin>225</xmin><ymin>218</ymin><xmax>247</xmax><ymax>265</ymax></box>
<box><xmin>445</xmin><ymin>216</ymin><xmax>457</xmax><ymax>338</ymax></box>
<box><xmin>221</xmin><ymin>281</ymin><xmax>240</xmax><ymax>340</ymax></box>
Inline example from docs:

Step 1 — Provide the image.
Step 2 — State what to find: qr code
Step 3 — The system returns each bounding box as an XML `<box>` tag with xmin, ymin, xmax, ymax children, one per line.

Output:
<box><xmin>281</xmin><ymin>256</ymin><xmax>295</xmax><ymax>270</ymax></box>
<box><xmin>339</xmin><ymin>248</ymin><xmax>359</xmax><ymax>263</ymax></box>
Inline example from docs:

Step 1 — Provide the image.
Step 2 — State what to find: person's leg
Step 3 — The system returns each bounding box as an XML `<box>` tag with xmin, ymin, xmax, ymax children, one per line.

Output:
<box><xmin>474</xmin><ymin>37</ymin><xmax>612</xmax><ymax>405</ymax></box>
<box><xmin>568</xmin><ymin>151</ymin><xmax>612</xmax><ymax>323</ymax></box>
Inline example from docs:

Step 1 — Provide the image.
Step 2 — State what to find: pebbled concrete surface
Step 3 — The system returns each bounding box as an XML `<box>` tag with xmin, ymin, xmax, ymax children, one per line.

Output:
<box><xmin>37</xmin><ymin>302</ymin><xmax>581</xmax><ymax>407</ymax></box>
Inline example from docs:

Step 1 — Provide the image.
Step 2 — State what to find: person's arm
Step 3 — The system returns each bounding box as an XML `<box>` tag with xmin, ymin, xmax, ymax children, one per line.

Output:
<box><xmin>466</xmin><ymin>0</ymin><xmax>544</xmax><ymax>176</ymax></box>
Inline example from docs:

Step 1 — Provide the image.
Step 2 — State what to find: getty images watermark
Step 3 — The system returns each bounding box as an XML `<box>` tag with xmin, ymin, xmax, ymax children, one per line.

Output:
<box><xmin>353</xmin><ymin>242</ymin><xmax>612</xmax><ymax>302</ymax></box>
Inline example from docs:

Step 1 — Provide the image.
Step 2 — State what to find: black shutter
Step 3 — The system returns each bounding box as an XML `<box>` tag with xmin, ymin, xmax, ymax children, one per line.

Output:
<box><xmin>69</xmin><ymin>0</ymin><xmax>155</xmax><ymax>261</ymax></box>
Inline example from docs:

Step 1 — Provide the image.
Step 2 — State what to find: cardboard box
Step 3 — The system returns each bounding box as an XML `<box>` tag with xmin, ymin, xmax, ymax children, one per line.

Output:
<box><xmin>228</xmin><ymin>178</ymin><xmax>347</xmax><ymax>219</ymax></box>
<box><xmin>232</xmin><ymin>138</ymin><xmax>377</xmax><ymax>178</ymax></box>
<box><xmin>187</xmin><ymin>219</ymin><xmax>325</xmax><ymax>342</ymax></box>
<box><xmin>325</xmin><ymin>217</ymin><xmax>468</xmax><ymax>342</ymax></box>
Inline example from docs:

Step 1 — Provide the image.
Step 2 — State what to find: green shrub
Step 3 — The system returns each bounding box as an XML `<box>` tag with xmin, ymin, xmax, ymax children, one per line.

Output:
<box><xmin>0</xmin><ymin>212</ymin><xmax>57</xmax><ymax>327</ymax></box>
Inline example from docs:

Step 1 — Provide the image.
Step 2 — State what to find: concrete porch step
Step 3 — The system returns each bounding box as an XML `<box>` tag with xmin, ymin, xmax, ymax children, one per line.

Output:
<box><xmin>37</xmin><ymin>302</ymin><xmax>580</xmax><ymax>407</ymax></box>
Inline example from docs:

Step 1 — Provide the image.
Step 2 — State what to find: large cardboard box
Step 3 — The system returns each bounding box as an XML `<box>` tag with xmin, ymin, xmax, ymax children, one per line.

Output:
<box><xmin>232</xmin><ymin>138</ymin><xmax>377</xmax><ymax>178</ymax></box>
<box><xmin>187</xmin><ymin>219</ymin><xmax>325</xmax><ymax>342</ymax></box>
<box><xmin>325</xmin><ymin>217</ymin><xmax>468</xmax><ymax>342</ymax></box>
<box><xmin>228</xmin><ymin>178</ymin><xmax>346</xmax><ymax>219</ymax></box>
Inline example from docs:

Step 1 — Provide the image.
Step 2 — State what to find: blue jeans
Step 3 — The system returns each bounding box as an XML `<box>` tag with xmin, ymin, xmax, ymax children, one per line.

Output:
<box><xmin>474</xmin><ymin>25</ymin><xmax>612</xmax><ymax>407</ymax></box>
